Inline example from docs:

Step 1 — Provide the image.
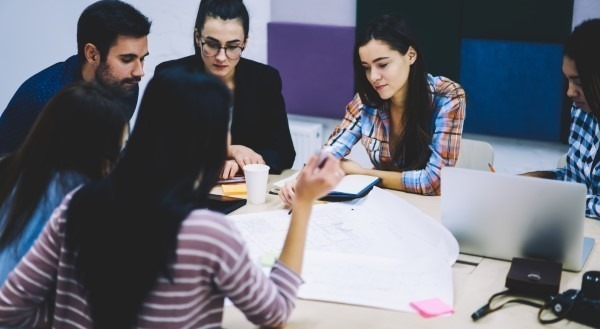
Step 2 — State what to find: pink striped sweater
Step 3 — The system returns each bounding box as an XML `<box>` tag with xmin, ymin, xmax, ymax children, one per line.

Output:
<box><xmin>0</xmin><ymin>193</ymin><xmax>302</xmax><ymax>328</ymax></box>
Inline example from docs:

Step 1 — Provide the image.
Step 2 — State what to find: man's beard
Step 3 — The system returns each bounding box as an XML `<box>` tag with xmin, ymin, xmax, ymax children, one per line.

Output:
<box><xmin>95</xmin><ymin>62</ymin><xmax>140</xmax><ymax>99</ymax></box>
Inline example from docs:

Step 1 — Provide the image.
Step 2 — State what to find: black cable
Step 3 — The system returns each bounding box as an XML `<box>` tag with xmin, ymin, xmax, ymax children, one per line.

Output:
<box><xmin>471</xmin><ymin>290</ymin><xmax>545</xmax><ymax>321</ymax></box>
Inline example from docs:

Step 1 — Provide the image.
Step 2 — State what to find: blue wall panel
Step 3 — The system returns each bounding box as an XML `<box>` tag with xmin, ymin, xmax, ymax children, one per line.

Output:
<box><xmin>460</xmin><ymin>39</ymin><xmax>565</xmax><ymax>141</ymax></box>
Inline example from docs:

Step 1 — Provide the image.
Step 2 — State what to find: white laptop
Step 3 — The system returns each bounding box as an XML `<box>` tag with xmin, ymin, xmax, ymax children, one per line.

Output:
<box><xmin>441</xmin><ymin>167</ymin><xmax>595</xmax><ymax>271</ymax></box>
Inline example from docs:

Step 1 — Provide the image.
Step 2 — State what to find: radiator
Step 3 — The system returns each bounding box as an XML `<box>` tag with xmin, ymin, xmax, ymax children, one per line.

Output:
<box><xmin>288</xmin><ymin>120</ymin><xmax>323</xmax><ymax>170</ymax></box>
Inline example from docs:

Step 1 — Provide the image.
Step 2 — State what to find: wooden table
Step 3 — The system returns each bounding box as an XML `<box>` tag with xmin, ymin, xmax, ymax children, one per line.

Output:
<box><xmin>218</xmin><ymin>170</ymin><xmax>600</xmax><ymax>328</ymax></box>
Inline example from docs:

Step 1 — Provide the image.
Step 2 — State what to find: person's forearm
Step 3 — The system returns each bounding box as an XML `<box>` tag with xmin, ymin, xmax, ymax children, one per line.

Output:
<box><xmin>350</xmin><ymin>166</ymin><xmax>405</xmax><ymax>191</ymax></box>
<box><xmin>228</xmin><ymin>144</ymin><xmax>240</xmax><ymax>158</ymax></box>
<box><xmin>278</xmin><ymin>199</ymin><xmax>311</xmax><ymax>275</ymax></box>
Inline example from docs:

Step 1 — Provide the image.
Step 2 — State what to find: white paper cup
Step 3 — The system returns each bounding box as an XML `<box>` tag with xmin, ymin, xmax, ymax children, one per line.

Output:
<box><xmin>243</xmin><ymin>164</ymin><xmax>270</xmax><ymax>204</ymax></box>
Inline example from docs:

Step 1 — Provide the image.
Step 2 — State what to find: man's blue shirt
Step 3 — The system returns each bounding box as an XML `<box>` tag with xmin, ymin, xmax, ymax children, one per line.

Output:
<box><xmin>0</xmin><ymin>55</ymin><xmax>137</xmax><ymax>155</ymax></box>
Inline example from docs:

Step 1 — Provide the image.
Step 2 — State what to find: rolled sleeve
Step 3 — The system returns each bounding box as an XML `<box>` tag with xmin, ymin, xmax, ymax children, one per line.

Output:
<box><xmin>325</xmin><ymin>94</ymin><xmax>364</xmax><ymax>159</ymax></box>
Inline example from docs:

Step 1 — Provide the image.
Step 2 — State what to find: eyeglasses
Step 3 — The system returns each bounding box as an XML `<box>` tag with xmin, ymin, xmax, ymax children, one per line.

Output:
<box><xmin>200</xmin><ymin>40</ymin><xmax>245</xmax><ymax>60</ymax></box>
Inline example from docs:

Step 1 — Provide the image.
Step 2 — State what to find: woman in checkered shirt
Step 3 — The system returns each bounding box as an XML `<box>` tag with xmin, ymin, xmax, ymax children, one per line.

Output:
<box><xmin>280</xmin><ymin>14</ymin><xmax>466</xmax><ymax>204</ymax></box>
<box><xmin>524</xmin><ymin>19</ymin><xmax>600</xmax><ymax>219</ymax></box>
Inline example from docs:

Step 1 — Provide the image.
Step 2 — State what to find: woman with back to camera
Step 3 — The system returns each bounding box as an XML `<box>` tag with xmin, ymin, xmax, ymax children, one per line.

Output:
<box><xmin>0</xmin><ymin>67</ymin><xmax>343</xmax><ymax>328</ymax></box>
<box><xmin>0</xmin><ymin>81</ymin><xmax>128</xmax><ymax>285</ymax></box>
<box><xmin>156</xmin><ymin>0</ymin><xmax>296</xmax><ymax>177</ymax></box>
<box><xmin>280</xmin><ymin>13</ymin><xmax>466</xmax><ymax>205</ymax></box>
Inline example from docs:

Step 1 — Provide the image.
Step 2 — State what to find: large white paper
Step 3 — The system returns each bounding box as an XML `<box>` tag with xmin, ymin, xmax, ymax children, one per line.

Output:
<box><xmin>228</xmin><ymin>187</ymin><xmax>458</xmax><ymax>312</ymax></box>
<box><xmin>299</xmin><ymin>251</ymin><xmax>454</xmax><ymax>312</ymax></box>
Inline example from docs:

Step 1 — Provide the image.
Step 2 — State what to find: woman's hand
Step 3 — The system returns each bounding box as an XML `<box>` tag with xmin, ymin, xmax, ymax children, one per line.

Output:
<box><xmin>221</xmin><ymin>160</ymin><xmax>239</xmax><ymax>179</ymax></box>
<box><xmin>229</xmin><ymin>145</ymin><xmax>265</xmax><ymax>168</ymax></box>
<box><xmin>279</xmin><ymin>180</ymin><xmax>296</xmax><ymax>207</ymax></box>
<box><xmin>294</xmin><ymin>153</ymin><xmax>344</xmax><ymax>205</ymax></box>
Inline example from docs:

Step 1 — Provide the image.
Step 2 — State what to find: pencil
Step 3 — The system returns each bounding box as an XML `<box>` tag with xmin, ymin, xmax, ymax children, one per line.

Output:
<box><xmin>488</xmin><ymin>163</ymin><xmax>496</xmax><ymax>173</ymax></box>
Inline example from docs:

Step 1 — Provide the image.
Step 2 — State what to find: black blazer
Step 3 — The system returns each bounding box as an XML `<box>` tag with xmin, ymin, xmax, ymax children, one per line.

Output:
<box><xmin>155</xmin><ymin>55</ymin><xmax>295</xmax><ymax>174</ymax></box>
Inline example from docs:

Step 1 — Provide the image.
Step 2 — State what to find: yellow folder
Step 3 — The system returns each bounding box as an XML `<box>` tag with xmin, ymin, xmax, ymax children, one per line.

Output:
<box><xmin>222</xmin><ymin>183</ymin><xmax>247</xmax><ymax>195</ymax></box>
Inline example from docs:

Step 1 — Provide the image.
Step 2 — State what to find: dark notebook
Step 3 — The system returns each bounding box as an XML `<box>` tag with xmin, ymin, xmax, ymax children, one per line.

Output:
<box><xmin>206</xmin><ymin>194</ymin><xmax>247</xmax><ymax>214</ymax></box>
<box><xmin>320</xmin><ymin>175</ymin><xmax>381</xmax><ymax>201</ymax></box>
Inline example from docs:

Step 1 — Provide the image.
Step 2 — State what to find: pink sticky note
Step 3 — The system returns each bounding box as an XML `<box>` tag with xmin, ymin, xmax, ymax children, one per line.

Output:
<box><xmin>410</xmin><ymin>298</ymin><xmax>454</xmax><ymax>318</ymax></box>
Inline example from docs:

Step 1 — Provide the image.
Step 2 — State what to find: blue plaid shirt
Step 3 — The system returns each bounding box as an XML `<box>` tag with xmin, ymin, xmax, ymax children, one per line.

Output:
<box><xmin>555</xmin><ymin>107</ymin><xmax>600</xmax><ymax>219</ymax></box>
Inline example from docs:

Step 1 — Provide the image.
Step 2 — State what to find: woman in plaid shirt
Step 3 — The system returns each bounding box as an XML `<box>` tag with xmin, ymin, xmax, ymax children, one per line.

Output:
<box><xmin>280</xmin><ymin>14</ymin><xmax>466</xmax><ymax>204</ymax></box>
<box><xmin>524</xmin><ymin>19</ymin><xmax>600</xmax><ymax>219</ymax></box>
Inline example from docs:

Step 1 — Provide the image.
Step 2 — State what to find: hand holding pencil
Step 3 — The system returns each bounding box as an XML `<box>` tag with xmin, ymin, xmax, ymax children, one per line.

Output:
<box><xmin>281</xmin><ymin>148</ymin><xmax>342</xmax><ymax>210</ymax></box>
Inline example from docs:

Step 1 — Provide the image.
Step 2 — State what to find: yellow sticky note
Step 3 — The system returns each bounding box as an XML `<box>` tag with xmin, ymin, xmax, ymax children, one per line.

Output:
<box><xmin>260</xmin><ymin>252</ymin><xmax>279</xmax><ymax>268</ymax></box>
<box><xmin>222</xmin><ymin>183</ymin><xmax>247</xmax><ymax>195</ymax></box>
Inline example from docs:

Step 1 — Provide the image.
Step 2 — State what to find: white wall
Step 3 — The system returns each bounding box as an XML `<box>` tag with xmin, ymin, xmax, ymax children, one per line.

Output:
<box><xmin>5</xmin><ymin>1</ymin><xmax>595</xmax><ymax>119</ymax></box>
<box><xmin>271</xmin><ymin>0</ymin><xmax>355</xmax><ymax>27</ymax></box>
<box><xmin>0</xmin><ymin>0</ymin><xmax>271</xmax><ymax>117</ymax></box>
<box><xmin>0</xmin><ymin>0</ymin><xmax>93</xmax><ymax>113</ymax></box>
<box><xmin>573</xmin><ymin>0</ymin><xmax>600</xmax><ymax>28</ymax></box>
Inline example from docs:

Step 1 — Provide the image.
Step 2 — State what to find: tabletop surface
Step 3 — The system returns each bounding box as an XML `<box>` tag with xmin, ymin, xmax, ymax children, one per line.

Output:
<box><xmin>215</xmin><ymin>170</ymin><xmax>600</xmax><ymax>329</ymax></box>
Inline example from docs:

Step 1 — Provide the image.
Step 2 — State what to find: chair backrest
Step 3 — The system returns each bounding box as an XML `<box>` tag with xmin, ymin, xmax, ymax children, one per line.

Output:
<box><xmin>557</xmin><ymin>153</ymin><xmax>567</xmax><ymax>168</ymax></box>
<box><xmin>455</xmin><ymin>138</ymin><xmax>495</xmax><ymax>171</ymax></box>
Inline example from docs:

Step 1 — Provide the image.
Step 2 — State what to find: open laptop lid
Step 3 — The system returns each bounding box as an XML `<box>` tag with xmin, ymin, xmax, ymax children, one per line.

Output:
<box><xmin>441</xmin><ymin>167</ymin><xmax>593</xmax><ymax>272</ymax></box>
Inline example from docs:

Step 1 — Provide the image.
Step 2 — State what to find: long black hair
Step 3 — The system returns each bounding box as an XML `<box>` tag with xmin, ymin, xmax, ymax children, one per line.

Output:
<box><xmin>354</xmin><ymin>14</ymin><xmax>433</xmax><ymax>171</ymax></box>
<box><xmin>564</xmin><ymin>18</ymin><xmax>600</xmax><ymax>118</ymax></box>
<box><xmin>0</xmin><ymin>81</ymin><xmax>128</xmax><ymax>250</ymax></box>
<box><xmin>65</xmin><ymin>67</ymin><xmax>231</xmax><ymax>328</ymax></box>
<box><xmin>193</xmin><ymin>0</ymin><xmax>250</xmax><ymax>55</ymax></box>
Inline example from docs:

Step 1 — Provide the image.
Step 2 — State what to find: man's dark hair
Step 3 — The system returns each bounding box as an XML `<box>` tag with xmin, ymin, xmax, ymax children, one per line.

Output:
<box><xmin>77</xmin><ymin>0</ymin><xmax>151</xmax><ymax>63</ymax></box>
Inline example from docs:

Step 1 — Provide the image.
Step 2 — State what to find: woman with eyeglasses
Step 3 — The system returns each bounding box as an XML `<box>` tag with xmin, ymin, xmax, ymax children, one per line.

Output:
<box><xmin>156</xmin><ymin>0</ymin><xmax>295</xmax><ymax>177</ymax></box>
<box><xmin>279</xmin><ymin>14</ymin><xmax>467</xmax><ymax>205</ymax></box>
<box><xmin>0</xmin><ymin>81</ymin><xmax>128</xmax><ymax>285</ymax></box>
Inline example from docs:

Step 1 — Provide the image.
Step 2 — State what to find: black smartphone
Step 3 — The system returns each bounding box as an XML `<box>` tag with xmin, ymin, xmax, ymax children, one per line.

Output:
<box><xmin>206</xmin><ymin>194</ymin><xmax>247</xmax><ymax>214</ymax></box>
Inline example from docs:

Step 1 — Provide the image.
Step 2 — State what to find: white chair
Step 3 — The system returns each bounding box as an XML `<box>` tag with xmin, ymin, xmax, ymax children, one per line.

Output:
<box><xmin>455</xmin><ymin>138</ymin><xmax>495</xmax><ymax>171</ymax></box>
<box><xmin>557</xmin><ymin>153</ymin><xmax>567</xmax><ymax>168</ymax></box>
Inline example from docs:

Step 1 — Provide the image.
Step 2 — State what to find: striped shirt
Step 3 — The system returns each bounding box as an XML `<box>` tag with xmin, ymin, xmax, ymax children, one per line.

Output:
<box><xmin>0</xmin><ymin>193</ymin><xmax>303</xmax><ymax>328</ymax></box>
<box><xmin>325</xmin><ymin>74</ymin><xmax>466</xmax><ymax>195</ymax></box>
<box><xmin>555</xmin><ymin>107</ymin><xmax>600</xmax><ymax>219</ymax></box>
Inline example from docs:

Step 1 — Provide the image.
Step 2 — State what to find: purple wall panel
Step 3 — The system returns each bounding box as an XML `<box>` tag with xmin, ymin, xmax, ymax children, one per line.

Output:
<box><xmin>268</xmin><ymin>22</ymin><xmax>355</xmax><ymax>119</ymax></box>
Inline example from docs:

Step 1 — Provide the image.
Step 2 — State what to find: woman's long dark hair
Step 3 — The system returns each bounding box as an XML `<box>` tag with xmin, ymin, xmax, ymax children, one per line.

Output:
<box><xmin>564</xmin><ymin>18</ymin><xmax>600</xmax><ymax>118</ymax></box>
<box><xmin>354</xmin><ymin>14</ymin><xmax>434</xmax><ymax>171</ymax></box>
<box><xmin>193</xmin><ymin>0</ymin><xmax>249</xmax><ymax>55</ymax></box>
<box><xmin>0</xmin><ymin>82</ymin><xmax>128</xmax><ymax>250</ymax></box>
<box><xmin>65</xmin><ymin>67</ymin><xmax>231</xmax><ymax>328</ymax></box>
